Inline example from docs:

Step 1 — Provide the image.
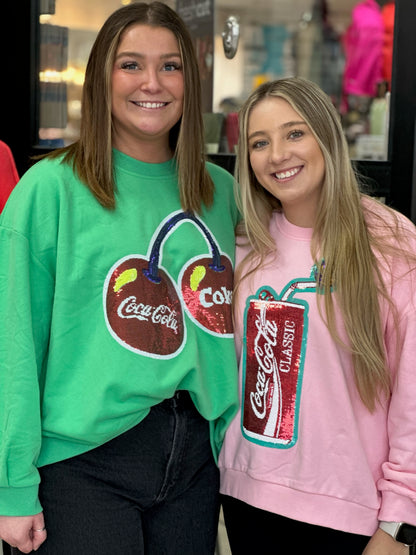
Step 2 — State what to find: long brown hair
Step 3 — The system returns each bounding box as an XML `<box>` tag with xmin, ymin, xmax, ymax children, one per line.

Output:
<box><xmin>46</xmin><ymin>2</ymin><xmax>213</xmax><ymax>212</ymax></box>
<box><xmin>235</xmin><ymin>77</ymin><xmax>416</xmax><ymax>411</ymax></box>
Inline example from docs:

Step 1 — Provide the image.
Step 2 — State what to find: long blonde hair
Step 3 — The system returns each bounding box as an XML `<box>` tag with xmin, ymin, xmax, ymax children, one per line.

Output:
<box><xmin>45</xmin><ymin>2</ymin><xmax>213</xmax><ymax>212</ymax></box>
<box><xmin>235</xmin><ymin>77</ymin><xmax>415</xmax><ymax>411</ymax></box>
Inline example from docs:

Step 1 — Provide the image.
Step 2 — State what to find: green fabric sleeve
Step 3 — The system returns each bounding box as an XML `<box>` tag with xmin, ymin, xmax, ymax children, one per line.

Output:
<box><xmin>0</xmin><ymin>227</ymin><xmax>54</xmax><ymax>515</ymax></box>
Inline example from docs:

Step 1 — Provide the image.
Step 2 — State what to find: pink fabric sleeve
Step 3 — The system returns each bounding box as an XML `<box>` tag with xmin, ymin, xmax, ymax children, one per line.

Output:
<box><xmin>0</xmin><ymin>140</ymin><xmax>19</xmax><ymax>213</ymax></box>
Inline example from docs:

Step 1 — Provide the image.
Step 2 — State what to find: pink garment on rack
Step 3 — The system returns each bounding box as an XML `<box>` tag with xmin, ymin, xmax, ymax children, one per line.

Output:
<box><xmin>0</xmin><ymin>140</ymin><xmax>19</xmax><ymax>213</ymax></box>
<box><xmin>342</xmin><ymin>0</ymin><xmax>383</xmax><ymax>97</ymax></box>
<box><xmin>382</xmin><ymin>1</ymin><xmax>395</xmax><ymax>87</ymax></box>
<box><xmin>225</xmin><ymin>113</ymin><xmax>239</xmax><ymax>153</ymax></box>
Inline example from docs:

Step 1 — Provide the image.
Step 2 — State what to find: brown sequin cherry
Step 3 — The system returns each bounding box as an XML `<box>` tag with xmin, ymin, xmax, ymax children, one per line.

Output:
<box><xmin>105</xmin><ymin>256</ymin><xmax>184</xmax><ymax>356</ymax></box>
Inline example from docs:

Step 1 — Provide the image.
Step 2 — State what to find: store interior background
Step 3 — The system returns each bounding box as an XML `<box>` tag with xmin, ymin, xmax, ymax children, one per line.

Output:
<box><xmin>38</xmin><ymin>0</ymin><xmax>393</xmax><ymax>163</ymax></box>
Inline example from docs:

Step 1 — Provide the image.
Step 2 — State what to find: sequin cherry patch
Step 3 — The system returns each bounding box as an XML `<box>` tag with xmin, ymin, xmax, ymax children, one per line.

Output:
<box><xmin>178</xmin><ymin>215</ymin><xmax>233</xmax><ymax>335</ymax></box>
<box><xmin>104</xmin><ymin>211</ymin><xmax>233</xmax><ymax>358</ymax></box>
<box><xmin>104</xmin><ymin>256</ymin><xmax>184</xmax><ymax>358</ymax></box>
<box><xmin>180</xmin><ymin>255</ymin><xmax>233</xmax><ymax>335</ymax></box>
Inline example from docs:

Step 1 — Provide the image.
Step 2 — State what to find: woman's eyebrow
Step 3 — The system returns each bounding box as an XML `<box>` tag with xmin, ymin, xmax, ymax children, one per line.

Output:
<box><xmin>115</xmin><ymin>51</ymin><xmax>181</xmax><ymax>60</ymax></box>
<box><xmin>248</xmin><ymin>121</ymin><xmax>307</xmax><ymax>141</ymax></box>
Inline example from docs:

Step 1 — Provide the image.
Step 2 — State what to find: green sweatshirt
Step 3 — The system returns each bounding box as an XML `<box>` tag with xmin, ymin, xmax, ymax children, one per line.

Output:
<box><xmin>0</xmin><ymin>150</ymin><xmax>239</xmax><ymax>516</ymax></box>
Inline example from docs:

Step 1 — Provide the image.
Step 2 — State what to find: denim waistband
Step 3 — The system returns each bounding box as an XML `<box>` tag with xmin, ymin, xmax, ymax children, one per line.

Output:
<box><xmin>160</xmin><ymin>390</ymin><xmax>195</xmax><ymax>409</ymax></box>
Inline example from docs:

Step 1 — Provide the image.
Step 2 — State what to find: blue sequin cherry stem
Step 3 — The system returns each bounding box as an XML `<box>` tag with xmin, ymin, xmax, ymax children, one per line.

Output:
<box><xmin>143</xmin><ymin>212</ymin><xmax>225</xmax><ymax>284</ymax></box>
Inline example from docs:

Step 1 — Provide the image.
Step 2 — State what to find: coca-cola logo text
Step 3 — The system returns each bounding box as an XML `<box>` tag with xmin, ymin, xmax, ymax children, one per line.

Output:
<box><xmin>117</xmin><ymin>295</ymin><xmax>179</xmax><ymax>334</ymax></box>
<box><xmin>250</xmin><ymin>313</ymin><xmax>297</xmax><ymax>419</ymax></box>
<box><xmin>250</xmin><ymin>310</ymin><xmax>278</xmax><ymax>419</ymax></box>
<box><xmin>199</xmin><ymin>286</ymin><xmax>232</xmax><ymax>308</ymax></box>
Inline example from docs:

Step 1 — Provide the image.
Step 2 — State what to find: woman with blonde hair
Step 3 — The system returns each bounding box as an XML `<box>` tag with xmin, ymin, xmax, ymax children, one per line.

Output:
<box><xmin>0</xmin><ymin>3</ymin><xmax>239</xmax><ymax>553</ymax></box>
<box><xmin>219</xmin><ymin>77</ymin><xmax>416</xmax><ymax>554</ymax></box>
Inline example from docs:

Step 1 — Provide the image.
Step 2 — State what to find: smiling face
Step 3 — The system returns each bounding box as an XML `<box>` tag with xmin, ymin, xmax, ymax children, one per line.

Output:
<box><xmin>248</xmin><ymin>96</ymin><xmax>325</xmax><ymax>227</ymax></box>
<box><xmin>111</xmin><ymin>24</ymin><xmax>184</xmax><ymax>161</ymax></box>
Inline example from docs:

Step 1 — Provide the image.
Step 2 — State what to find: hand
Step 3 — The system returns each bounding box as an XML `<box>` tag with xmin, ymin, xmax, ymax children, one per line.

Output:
<box><xmin>363</xmin><ymin>527</ymin><xmax>409</xmax><ymax>555</ymax></box>
<box><xmin>0</xmin><ymin>512</ymin><xmax>47</xmax><ymax>553</ymax></box>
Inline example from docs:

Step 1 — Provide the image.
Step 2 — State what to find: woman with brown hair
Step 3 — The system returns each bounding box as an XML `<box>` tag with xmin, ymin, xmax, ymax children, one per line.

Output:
<box><xmin>0</xmin><ymin>3</ymin><xmax>239</xmax><ymax>553</ymax></box>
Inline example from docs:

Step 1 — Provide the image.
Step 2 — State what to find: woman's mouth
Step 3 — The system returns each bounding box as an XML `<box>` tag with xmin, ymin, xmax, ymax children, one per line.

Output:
<box><xmin>132</xmin><ymin>101</ymin><xmax>168</xmax><ymax>109</ymax></box>
<box><xmin>274</xmin><ymin>166</ymin><xmax>302</xmax><ymax>180</ymax></box>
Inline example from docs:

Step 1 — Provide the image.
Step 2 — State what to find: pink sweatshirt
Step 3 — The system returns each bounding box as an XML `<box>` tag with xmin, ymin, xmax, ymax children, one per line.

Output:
<box><xmin>219</xmin><ymin>200</ymin><xmax>416</xmax><ymax>535</ymax></box>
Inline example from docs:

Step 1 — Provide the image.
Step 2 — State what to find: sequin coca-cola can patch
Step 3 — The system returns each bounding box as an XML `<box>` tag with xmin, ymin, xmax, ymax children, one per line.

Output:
<box><xmin>242</xmin><ymin>285</ymin><xmax>309</xmax><ymax>448</ymax></box>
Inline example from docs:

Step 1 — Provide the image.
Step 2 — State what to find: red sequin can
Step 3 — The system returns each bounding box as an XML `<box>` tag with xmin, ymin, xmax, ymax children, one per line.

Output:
<box><xmin>242</xmin><ymin>296</ymin><xmax>306</xmax><ymax>447</ymax></box>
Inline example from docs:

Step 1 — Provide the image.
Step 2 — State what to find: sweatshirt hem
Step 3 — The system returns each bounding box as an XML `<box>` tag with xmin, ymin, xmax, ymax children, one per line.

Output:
<box><xmin>0</xmin><ymin>485</ymin><xmax>42</xmax><ymax>516</ymax></box>
<box><xmin>220</xmin><ymin>468</ymin><xmax>378</xmax><ymax>536</ymax></box>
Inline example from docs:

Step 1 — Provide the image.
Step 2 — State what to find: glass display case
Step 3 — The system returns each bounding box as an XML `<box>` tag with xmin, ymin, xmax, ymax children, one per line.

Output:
<box><xmin>214</xmin><ymin>0</ymin><xmax>394</xmax><ymax>163</ymax></box>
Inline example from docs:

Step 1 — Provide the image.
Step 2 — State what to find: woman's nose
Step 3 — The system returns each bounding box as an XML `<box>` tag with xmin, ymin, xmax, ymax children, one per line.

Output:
<box><xmin>140</xmin><ymin>67</ymin><xmax>162</xmax><ymax>92</ymax></box>
<box><xmin>269</xmin><ymin>141</ymin><xmax>289</xmax><ymax>163</ymax></box>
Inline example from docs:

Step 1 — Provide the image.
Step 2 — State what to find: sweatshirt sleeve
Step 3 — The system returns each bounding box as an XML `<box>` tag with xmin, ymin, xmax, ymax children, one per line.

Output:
<box><xmin>377</xmin><ymin>262</ymin><xmax>416</xmax><ymax>524</ymax></box>
<box><xmin>0</xmin><ymin>179</ymin><xmax>55</xmax><ymax>515</ymax></box>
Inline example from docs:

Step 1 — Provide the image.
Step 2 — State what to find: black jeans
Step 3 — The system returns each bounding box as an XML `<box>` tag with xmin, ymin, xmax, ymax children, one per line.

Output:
<box><xmin>11</xmin><ymin>392</ymin><xmax>220</xmax><ymax>554</ymax></box>
<box><xmin>221</xmin><ymin>495</ymin><xmax>373</xmax><ymax>554</ymax></box>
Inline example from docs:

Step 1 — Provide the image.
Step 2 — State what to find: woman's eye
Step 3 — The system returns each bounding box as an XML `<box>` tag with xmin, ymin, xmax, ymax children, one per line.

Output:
<box><xmin>288</xmin><ymin>129</ymin><xmax>304</xmax><ymax>140</ymax></box>
<box><xmin>120</xmin><ymin>61</ymin><xmax>139</xmax><ymax>71</ymax></box>
<box><xmin>251</xmin><ymin>140</ymin><xmax>268</xmax><ymax>149</ymax></box>
<box><xmin>163</xmin><ymin>61</ymin><xmax>182</xmax><ymax>72</ymax></box>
